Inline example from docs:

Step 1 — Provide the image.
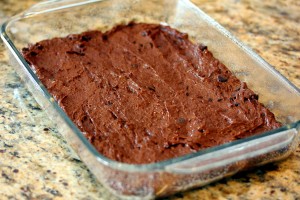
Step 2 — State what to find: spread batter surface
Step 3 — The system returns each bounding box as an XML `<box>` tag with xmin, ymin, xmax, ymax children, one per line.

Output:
<box><xmin>22</xmin><ymin>23</ymin><xmax>281</xmax><ymax>164</ymax></box>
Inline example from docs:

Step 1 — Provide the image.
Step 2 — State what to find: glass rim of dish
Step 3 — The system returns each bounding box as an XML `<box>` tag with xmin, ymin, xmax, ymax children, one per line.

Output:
<box><xmin>1</xmin><ymin>0</ymin><xmax>300</xmax><ymax>172</ymax></box>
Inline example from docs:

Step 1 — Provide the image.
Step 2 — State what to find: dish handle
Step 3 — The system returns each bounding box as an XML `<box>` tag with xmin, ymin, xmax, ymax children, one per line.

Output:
<box><xmin>20</xmin><ymin>0</ymin><xmax>98</xmax><ymax>17</ymax></box>
<box><xmin>166</xmin><ymin>125</ymin><xmax>299</xmax><ymax>174</ymax></box>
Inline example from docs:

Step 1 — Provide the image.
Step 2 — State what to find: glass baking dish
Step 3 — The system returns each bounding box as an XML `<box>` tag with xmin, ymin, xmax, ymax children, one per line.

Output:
<box><xmin>1</xmin><ymin>0</ymin><xmax>300</xmax><ymax>199</ymax></box>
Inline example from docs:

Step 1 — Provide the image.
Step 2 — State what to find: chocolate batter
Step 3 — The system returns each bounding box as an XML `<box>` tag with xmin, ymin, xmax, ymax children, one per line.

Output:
<box><xmin>22</xmin><ymin>23</ymin><xmax>281</xmax><ymax>164</ymax></box>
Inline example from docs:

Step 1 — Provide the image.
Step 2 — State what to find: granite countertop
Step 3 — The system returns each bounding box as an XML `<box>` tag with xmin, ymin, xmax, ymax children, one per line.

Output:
<box><xmin>0</xmin><ymin>0</ymin><xmax>299</xmax><ymax>199</ymax></box>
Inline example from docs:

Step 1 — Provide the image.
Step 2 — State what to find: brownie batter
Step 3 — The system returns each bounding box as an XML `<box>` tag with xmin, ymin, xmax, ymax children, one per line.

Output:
<box><xmin>22</xmin><ymin>22</ymin><xmax>281</xmax><ymax>164</ymax></box>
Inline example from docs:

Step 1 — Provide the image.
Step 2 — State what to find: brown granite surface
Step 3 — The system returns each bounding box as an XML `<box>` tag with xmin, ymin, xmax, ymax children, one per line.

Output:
<box><xmin>0</xmin><ymin>0</ymin><xmax>299</xmax><ymax>199</ymax></box>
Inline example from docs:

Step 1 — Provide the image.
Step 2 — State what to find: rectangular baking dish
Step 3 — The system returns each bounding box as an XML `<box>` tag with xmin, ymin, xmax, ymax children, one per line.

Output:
<box><xmin>1</xmin><ymin>0</ymin><xmax>300</xmax><ymax>199</ymax></box>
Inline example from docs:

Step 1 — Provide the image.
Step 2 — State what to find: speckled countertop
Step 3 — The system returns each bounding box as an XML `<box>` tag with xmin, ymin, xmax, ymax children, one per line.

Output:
<box><xmin>0</xmin><ymin>0</ymin><xmax>299</xmax><ymax>199</ymax></box>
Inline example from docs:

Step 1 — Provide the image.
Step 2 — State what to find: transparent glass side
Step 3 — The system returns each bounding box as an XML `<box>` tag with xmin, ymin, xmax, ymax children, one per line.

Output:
<box><xmin>1</xmin><ymin>0</ymin><xmax>300</xmax><ymax>199</ymax></box>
